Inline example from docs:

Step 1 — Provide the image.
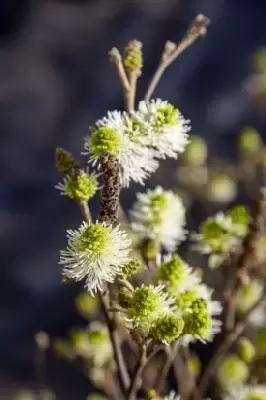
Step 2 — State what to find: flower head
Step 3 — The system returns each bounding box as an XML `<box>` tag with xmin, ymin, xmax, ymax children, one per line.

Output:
<box><xmin>55</xmin><ymin>169</ymin><xmax>98</xmax><ymax>202</ymax></box>
<box><xmin>128</xmin><ymin>284</ymin><xmax>176</xmax><ymax>329</ymax></box>
<box><xmin>217</xmin><ymin>355</ymin><xmax>249</xmax><ymax>390</ymax></box>
<box><xmin>130</xmin><ymin>187</ymin><xmax>186</xmax><ymax>251</ymax></box>
<box><xmin>149</xmin><ymin>313</ymin><xmax>184</xmax><ymax>344</ymax></box>
<box><xmin>136</xmin><ymin>99</ymin><xmax>190</xmax><ymax>159</ymax></box>
<box><xmin>85</xmin><ymin>111</ymin><xmax>158</xmax><ymax>187</ymax></box>
<box><xmin>60</xmin><ymin>221</ymin><xmax>131</xmax><ymax>294</ymax></box>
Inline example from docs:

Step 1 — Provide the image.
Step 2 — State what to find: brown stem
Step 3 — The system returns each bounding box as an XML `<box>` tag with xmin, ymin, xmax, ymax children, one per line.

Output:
<box><xmin>154</xmin><ymin>342</ymin><xmax>179</xmax><ymax>394</ymax></box>
<box><xmin>127</xmin><ymin>342</ymin><xmax>148</xmax><ymax>400</ymax></box>
<box><xmin>144</xmin><ymin>14</ymin><xmax>210</xmax><ymax>101</ymax></box>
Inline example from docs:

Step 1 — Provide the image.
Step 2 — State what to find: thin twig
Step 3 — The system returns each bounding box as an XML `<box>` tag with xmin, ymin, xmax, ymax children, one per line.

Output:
<box><xmin>154</xmin><ymin>342</ymin><xmax>179</xmax><ymax>394</ymax></box>
<box><xmin>127</xmin><ymin>342</ymin><xmax>148</xmax><ymax>400</ymax></box>
<box><xmin>145</xmin><ymin>14</ymin><xmax>210</xmax><ymax>101</ymax></box>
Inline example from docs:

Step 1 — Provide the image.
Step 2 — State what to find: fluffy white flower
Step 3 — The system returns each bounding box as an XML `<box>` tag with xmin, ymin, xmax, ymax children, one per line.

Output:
<box><xmin>224</xmin><ymin>384</ymin><xmax>266</xmax><ymax>400</ymax></box>
<box><xmin>130</xmin><ymin>186</ymin><xmax>186</xmax><ymax>251</ymax></box>
<box><xmin>60</xmin><ymin>221</ymin><xmax>131</xmax><ymax>295</ymax></box>
<box><xmin>85</xmin><ymin>110</ymin><xmax>159</xmax><ymax>187</ymax></box>
<box><xmin>135</xmin><ymin>99</ymin><xmax>190</xmax><ymax>159</ymax></box>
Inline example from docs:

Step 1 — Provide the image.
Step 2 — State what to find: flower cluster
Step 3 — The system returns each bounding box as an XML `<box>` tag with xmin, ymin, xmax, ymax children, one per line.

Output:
<box><xmin>130</xmin><ymin>186</ymin><xmax>186</xmax><ymax>252</ymax></box>
<box><xmin>84</xmin><ymin>99</ymin><xmax>190</xmax><ymax>187</ymax></box>
<box><xmin>60</xmin><ymin>221</ymin><xmax>131</xmax><ymax>295</ymax></box>
<box><xmin>192</xmin><ymin>205</ymin><xmax>251</xmax><ymax>268</ymax></box>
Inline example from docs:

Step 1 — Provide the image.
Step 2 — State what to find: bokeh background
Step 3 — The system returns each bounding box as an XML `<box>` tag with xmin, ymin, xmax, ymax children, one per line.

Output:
<box><xmin>1</xmin><ymin>0</ymin><xmax>266</xmax><ymax>398</ymax></box>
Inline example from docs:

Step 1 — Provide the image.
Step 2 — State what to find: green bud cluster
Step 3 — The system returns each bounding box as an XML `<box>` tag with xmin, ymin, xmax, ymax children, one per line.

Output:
<box><xmin>149</xmin><ymin>313</ymin><xmax>184</xmax><ymax>344</ymax></box>
<box><xmin>157</xmin><ymin>255</ymin><xmax>186</xmax><ymax>287</ymax></box>
<box><xmin>55</xmin><ymin>148</ymin><xmax>80</xmax><ymax>175</ymax></box>
<box><xmin>200</xmin><ymin>217</ymin><xmax>228</xmax><ymax>253</ymax></box>
<box><xmin>226</xmin><ymin>205</ymin><xmax>250</xmax><ymax>236</ymax></box>
<box><xmin>128</xmin><ymin>286</ymin><xmax>161</xmax><ymax>324</ymax></box>
<box><xmin>123</xmin><ymin>40</ymin><xmax>143</xmax><ymax>72</ymax></box>
<box><xmin>122</xmin><ymin>258</ymin><xmax>141</xmax><ymax>278</ymax></box>
<box><xmin>64</xmin><ymin>172</ymin><xmax>98</xmax><ymax>202</ymax></box>
<box><xmin>183</xmin><ymin>299</ymin><xmax>212</xmax><ymax>338</ymax></box>
<box><xmin>88</xmin><ymin>127</ymin><xmax>120</xmax><ymax>157</ymax></box>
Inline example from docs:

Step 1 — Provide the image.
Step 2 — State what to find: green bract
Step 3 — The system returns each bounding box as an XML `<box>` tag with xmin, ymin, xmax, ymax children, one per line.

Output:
<box><xmin>64</xmin><ymin>173</ymin><xmax>97</xmax><ymax>202</ymax></box>
<box><xmin>149</xmin><ymin>313</ymin><xmax>184</xmax><ymax>344</ymax></box>
<box><xmin>88</xmin><ymin>127</ymin><xmax>120</xmax><ymax>157</ymax></box>
<box><xmin>77</xmin><ymin>224</ymin><xmax>112</xmax><ymax>254</ymax></box>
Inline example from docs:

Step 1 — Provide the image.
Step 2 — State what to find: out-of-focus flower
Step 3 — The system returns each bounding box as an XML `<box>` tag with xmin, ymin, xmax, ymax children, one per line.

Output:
<box><xmin>238</xmin><ymin>127</ymin><xmax>262</xmax><ymax>154</ymax></box>
<box><xmin>237</xmin><ymin>337</ymin><xmax>256</xmax><ymax>363</ymax></box>
<box><xmin>182</xmin><ymin>135</ymin><xmax>207</xmax><ymax>166</ymax></box>
<box><xmin>130</xmin><ymin>187</ymin><xmax>186</xmax><ymax>252</ymax></box>
<box><xmin>207</xmin><ymin>174</ymin><xmax>237</xmax><ymax>204</ymax></box>
<box><xmin>60</xmin><ymin>221</ymin><xmax>131</xmax><ymax>295</ymax></box>
<box><xmin>136</xmin><ymin>99</ymin><xmax>190</xmax><ymax>159</ymax></box>
<box><xmin>217</xmin><ymin>355</ymin><xmax>249</xmax><ymax>390</ymax></box>
<box><xmin>236</xmin><ymin>280</ymin><xmax>265</xmax><ymax>315</ymax></box>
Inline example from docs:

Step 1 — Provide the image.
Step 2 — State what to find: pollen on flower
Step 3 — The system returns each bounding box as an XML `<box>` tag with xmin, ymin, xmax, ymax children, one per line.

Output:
<box><xmin>149</xmin><ymin>313</ymin><xmax>184</xmax><ymax>344</ymax></box>
<box><xmin>56</xmin><ymin>171</ymin><xmax>98</xmax><ymax>202</ymax></box>
<box><xmin>157</xmin><ymin>255</ymin><xmax>186</xmax><ymax>287</ymax></box>
<box><xmin>78</xmin><ymin>224</ymin><xmax>112</xmax><ymax>253</ymax></box>
<box><xmin>88</xmin><ymin>126</ymin><xmax>120</xmax><ymax>157</ymax></box>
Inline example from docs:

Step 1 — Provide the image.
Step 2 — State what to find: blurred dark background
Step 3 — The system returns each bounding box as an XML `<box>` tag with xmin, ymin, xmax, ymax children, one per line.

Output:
<box><xmin>1</xmin><ymin>0</ymin><xmax>266</xmax><ymax>398</ymax></box>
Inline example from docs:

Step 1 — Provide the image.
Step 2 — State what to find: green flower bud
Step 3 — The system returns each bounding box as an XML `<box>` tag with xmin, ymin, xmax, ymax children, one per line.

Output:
<box><xmin>123</xmin><ymin>40</ymin><xmax>143</xmax><ymax>73</ymax></box>
<box><xmin>149</xmin><ymin>313</ymin><xmax>184</xmax><ymax>344</ymax></box>
<box><xmin>55</xmin><ymin>148</ymin><xmax>80</xmax><ymax>175</ymax></box>
<box><xmin>77</xmin><ymin>224</ymin><xmax>112</xmax><ymax>254</ymax></box>
<box><xmin>217</xmin><ymin>355</ymin><xmax>249</xmax><ymax>389</ymax></box>
<box><xmin>200</xmin><ymin>218</ymin><xmax>227</xmax><ymax>252</ymax></box>
<box><xmin>183</xmin><ymin>135</ymin><xmax>208</xmax><ymax>166</ymax></box>
<box><xmin>88</xmin><ymin>127</ymin><xmax>120</xmax><ymax>157</ymax></box>
<box><xmin>207</xmin><ymin>174</ymin><xmax>237</xmax><ymax>204</ymax></box>
<box><xmin>63</xmin><ymin>172</ymin><xmax>98</xmax><ymax>202</ymax></box>
<box><xmin>157</xmin><ymin>255</ymin><xmax>186</xmax><ymax>287</ymax></box>
<box><xmin>226</xmin><ymin>205</ymin><xmax>251</xmax><ymax>235</ymax></box>
<box><xmin>236</xmin><ymin>280</ymin><xmax>264</xmax><ymax>315</ymax></box>
<box><xmin>128</xmin><ymin>286</ymin><xmax>161</xmax><ymax>324</ymax></box>
<box><xmin>175</xmin><ymin>289</ymin><xmax>199</xmax><ymax>312</ymax></box>
<box><xmin>183</xmin><ymin>299</ymin><xmax>212</xmax><ymax>339</ymax></box>
<box><xmin>122</xmin><ymin>258</ymin><xmax>142</xmax><ymax>278</ymax></box>
<box><xmin>254</xmin><ymin>327</ymin><xmax>266</xmax><ymax>356</ymax></box>
<box><xmin>239</xmin><ymin>127</ymin><xmax>262</xmax><ymax>153</ymax></box>
<box><xmin>75</xmin><ymin>292</ymin><xmax>99</xmax><ymax>319</ymax></box>
<box><xmin>187</xmin><ymin>353</ymin><xmax>201</xmax><ymax>377</ymax></box>
<box><xmin>238</xmin><ymin>337</ymin><xmax>256</xmax><ymax>363</ymax></box>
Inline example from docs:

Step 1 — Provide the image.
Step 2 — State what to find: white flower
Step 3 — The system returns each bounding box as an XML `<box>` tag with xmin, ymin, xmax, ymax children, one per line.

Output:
<box><xmin>86</xmin><ymin>321</ymin><xmax>113</xmax><ymax>367</ymax></box>
<box><xmin>135</xmin><ymin>99</ymin><xmax>190</xmax><ymax>159</ymax></box>
<box><xmin>224</xmin><ymin>384</ymin><xmax>266</xmax><ymax>400</ymax></box>
<box><xmin>60</xmin><ymin>221</ymin><xmax>131</xmax><ymax>295</ymax></box>
<box><xmin>85</xmin><ymin>110</ymin><xmax>159</xmax><ymax>187</ymax></box>
<box><xmin>130</xmin><ymin>186</ymin><xmax>186</xmax><ymax>251</ymax></box>
<box><xmin>55</xmin><ymin>168</ymin><xmax>98</xmax><ymax>202</ymax></box>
